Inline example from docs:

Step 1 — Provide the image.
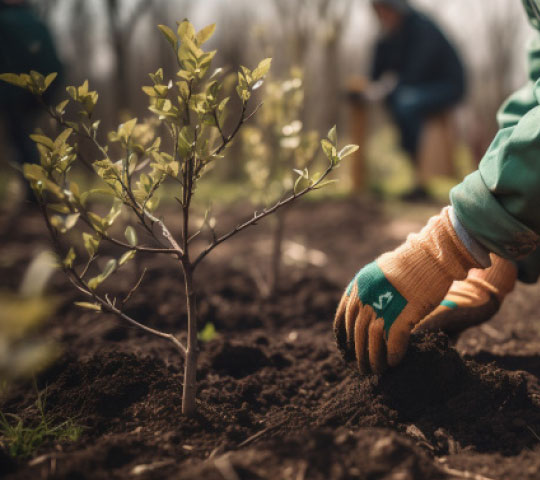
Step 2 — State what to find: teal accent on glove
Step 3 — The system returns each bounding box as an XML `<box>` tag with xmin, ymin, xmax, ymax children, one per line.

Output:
<box><xmin>347</xmin><ymin>261</ymin><xmax>408</xmax><ymax>334</ymax></box>
<box><xmin>440</xmin><ymin>299</ymin><xmax>458</xmax><ymax>309</ymax></box>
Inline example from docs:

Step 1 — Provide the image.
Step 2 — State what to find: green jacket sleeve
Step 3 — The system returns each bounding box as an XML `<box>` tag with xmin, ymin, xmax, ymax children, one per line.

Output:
<box><xmin>450</xmin><ymin>34</ymin><xmax>540</xmax><ymax>259</ymax></box>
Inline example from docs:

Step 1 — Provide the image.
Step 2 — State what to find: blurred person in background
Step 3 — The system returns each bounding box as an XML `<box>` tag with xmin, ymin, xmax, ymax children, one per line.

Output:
<box><xmin>369</xmin><ymin>0</ymin><xmax>466</xmax><ymax>201</ymax></box>
<box><xmin>334</xmin><ymin>0</ymin><xmax>540</xmax><ymax>376</ymax></box>
<box><xmin>0</xmin><ymin>0</ymin><xmax>63</xmax><ymax>202</ymax></box>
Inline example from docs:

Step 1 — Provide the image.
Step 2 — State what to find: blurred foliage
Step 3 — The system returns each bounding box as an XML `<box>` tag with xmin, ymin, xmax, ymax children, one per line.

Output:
<box><xmin>0</xmin><ymin>251</ymin><xmax>59</xmax><ymax>384</ymax></box>
<box><xmin>242</xmin><ymin>68</ymin><xmax>322</xmax><ymax>205</ymax></box>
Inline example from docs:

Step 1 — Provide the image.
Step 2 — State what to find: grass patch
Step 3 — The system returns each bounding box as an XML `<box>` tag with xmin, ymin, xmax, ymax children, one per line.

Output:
<box><xmin>0</xmin><ymin>385</ymin><xmax>83</xmax><ymax>458</ymax></box>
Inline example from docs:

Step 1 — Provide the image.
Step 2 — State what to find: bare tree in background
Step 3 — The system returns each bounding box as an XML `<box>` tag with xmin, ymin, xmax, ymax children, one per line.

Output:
<box><xmin>468</xmin><ymin>0</ymin><xmax>524</xmax><ymax>159</ymax></box>
<box><xmin>104</xmin><ymin>0</ymin><xmax>156</xmax><ymax>118</ymax></box>
<box><xmin>271</xmin><ymin>0</ymin><xmax>353</xmax><ymax>129</ymax></box>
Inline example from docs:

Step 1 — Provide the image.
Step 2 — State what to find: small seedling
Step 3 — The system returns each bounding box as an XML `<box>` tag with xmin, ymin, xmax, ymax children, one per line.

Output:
<box><xmin>0</xmin><ymin>20</ymin><xmax>358</xmax><ymax>416</ymax></box>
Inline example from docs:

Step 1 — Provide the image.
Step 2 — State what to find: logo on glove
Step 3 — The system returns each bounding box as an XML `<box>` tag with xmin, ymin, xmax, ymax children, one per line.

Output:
<box><xmin>373</xmin><ymin>291</ymin><xmax>393</xmax><ymax>311</ymax></box>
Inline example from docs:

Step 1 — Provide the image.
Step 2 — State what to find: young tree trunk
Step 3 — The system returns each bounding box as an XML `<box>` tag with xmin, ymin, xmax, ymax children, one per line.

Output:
<box><xmin>181</xmin><ymin>263</ymin><xmax>198</xmax><ymax>416</ymax></box>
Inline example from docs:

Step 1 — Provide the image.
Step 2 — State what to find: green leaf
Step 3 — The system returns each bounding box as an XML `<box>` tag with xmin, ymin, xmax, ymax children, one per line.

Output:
<box><xmin>78</xmin><ymin>80</ymin><xmax>89</xmax><ymax>96</ymax></box>
<box><xmin>105</xmin><ymin>199</ymin><xmax>123</xmax><ymax>226</ymax></box>
<box><xmin>177</xmin><ymin>19</ymin><xmax>195</xmax><ymax>41</ymax></box>
<box><xmin>118</xmin><ymin>118</ymin><xmax>137</xmax><ymax>142</ymax></box>
<box><xmin>64</xmin><ymin>213</ymin><xmax>80</xmax><ymax>231</ymax></box>
<box><xmin>102</xmin><ymin>259</ymin><xmax>117</xmax><ymax>279</ymax></box>
<box><xmin>158</xmin><ymin>24</ymin><xmax>177</xmax><ymax>48</ymax></box>
<box><xmin>313</xmin><ymin>179</ymin><xmax>339</xmax><ymax>189</ymax></box>
<box><xmin>23</xmin><ymin>164</ymin><xmax>48</xmax><ymax>182</ymax></box>
<box><xmin>54</xmin><ymin>128</ymin><xmax>73</xmax><ymax>149</ymax></box>
<box><xmin>198</xmin><ymin>322</ymin><xmax>218</xmax><ymax>342</ymax></box>
<box><xmin>320</xmin><ymin>139</ymin><xmax>334</xmax><ymax>160</ymax></box>
<box><xmin>56</xmin><ymin>99</ymin><xmax>69</xmax><ymax>115</ymax></box>
<box><xmin>196</xmin><ymin>23</ymin><xmax>216</xmax><ymax>45</ymax></box>
<box><xmin>142</xmin><ymin>86</ymin><xmax>157</xmax><ymax>97</ymax></box>
<box><xmin>0</xmin><ymin>73</ymin><xmax>27</xmax><ymax>88</ymax></box>
<box><xmin>83</xmin><ymin>232</ymin><xmax>100</xmax><ymax>257</ymax></box>
<box><xmin>44</xmin><ymin>72</ymin><xmax>58</xmax><ymax>90</ymax></box>
<box><xmin>74</xmin><ymin>302</ymin><xmax>102</xmax><ymax>312</ymax></box>
<box><xmin>29</xmin><ymin>134</ymin><xmax>54</xmax><ymax>149</ymax></box>
<box><xmin>119</xmin><ymin>250</ymin><xmax>136</xmax><ymax>266</ymax></box>
<box><xmin>338</xmin><ymin>144</ymin><xmax>359</xmax><ymax>159</ymax></box>
<box><xmin>252</xmin><ymin>58</ymin><xmax>272</xmax><ymax>81</ymax></box>
<box><xmin>88</xmin><ymin>212</ymin><xmax>106</xmax><ymax>232</ymax></box>
<box><xmin>124</xmin><ymin>226</ymin><xmax>138</xmax><ymax>246</ymax></box>
<box><xmin>327</xmin><ymin>125</ymin><xmax>337</xmax><ymax>145</ymax></box>
<box><xmin>63</xmin><ymin>247</ymin><xmax>76</xmax><ymax>268</ymax></box>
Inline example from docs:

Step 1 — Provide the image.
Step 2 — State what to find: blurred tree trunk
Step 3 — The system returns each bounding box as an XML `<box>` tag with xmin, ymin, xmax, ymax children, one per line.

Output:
<box><xmin>104</xmin><ymin>0</ymin><xmax>155</xmax><ymax>120</ymax></box>
<box><xmin>272</xmin><ymin>0</ymin><xmax>352</xmax><ymax>130</ymax></box>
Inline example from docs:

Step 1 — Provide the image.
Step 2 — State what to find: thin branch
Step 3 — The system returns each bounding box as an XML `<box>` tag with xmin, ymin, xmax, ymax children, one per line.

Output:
<box><xmin>211</xmin><ymin>102</ymin><xmax>247</xmax><ymax>157</ymax></box>
<box><xmin>87</xmin><ymin>281</ymin><xmax>187</xmax><ymax>356</ymax></box>
<box><xmin>121</xmin><ymin>267</ymin><xmax>147</xmax><ymax>307</ymax></box>
<box><xmin>143</xmin><ymin>209</ymin><xmax>184</xmax><ymax>255</ymax></box>
<box><xmin>39</xmin><ymin>201</ymin><xmax>187</xmax><ymax>357</ymax></box>
<box><xmin>79</xmin><ymin>254</ymin><xmax>97</xmax><ymax>278</ymax></box>
<box><xmin>103</xmin><ymin>234</ymin><xmax>180</xmax><ymax>254</ymax></box>
<box><xmin>193</xmin><ymin>164</ymin><xmax>333</xmax><ymax>268</ymax></box>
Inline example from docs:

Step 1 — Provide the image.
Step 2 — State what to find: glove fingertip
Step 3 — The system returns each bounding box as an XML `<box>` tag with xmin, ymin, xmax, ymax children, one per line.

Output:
<box><xmin>368</xmin><ymin>317</ymin><xmax>388</xmax><ymax>374</ymax></box>
<box><xmin>386</xmin><ymin>324</ymin><xmax>411</xmax><ymax>368</ymax></box>
<box><xmin>333</xmin><ymin>296</ymin><xmax>348</xmax><ymax>354</ymax></box>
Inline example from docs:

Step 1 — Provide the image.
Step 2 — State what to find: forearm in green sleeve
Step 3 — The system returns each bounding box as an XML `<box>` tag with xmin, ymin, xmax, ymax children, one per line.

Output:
<box><xmin>451</xmin><ymin>106</ymin><xmax>540</xmax><ymax>260</ymax></box>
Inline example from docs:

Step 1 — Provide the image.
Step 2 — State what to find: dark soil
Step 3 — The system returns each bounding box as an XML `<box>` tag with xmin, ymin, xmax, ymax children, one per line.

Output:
<box><xmin>2</xmin><ymin>199</ymin><xmax>540</xmax><ymax>479</ymax></box>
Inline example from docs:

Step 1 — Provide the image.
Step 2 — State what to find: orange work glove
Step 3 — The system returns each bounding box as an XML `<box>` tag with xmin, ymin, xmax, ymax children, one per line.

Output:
<box><xmin>414</xmin><ymin>254</ymin><xmax>517</xmax><ymax>336</ymax></box>
<box><xmin>334</xmin><ymin>207</ymin><xmax>480</xmax><ymax>374</ymax></box>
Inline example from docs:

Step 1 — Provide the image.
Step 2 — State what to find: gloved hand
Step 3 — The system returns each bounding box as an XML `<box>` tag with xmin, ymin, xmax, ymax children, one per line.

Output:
<box><xmin>334</xmin><ymin>207</ymin><xmax>480</xmax><ymax>374</ymax></box>
<box><xmin>413</xmin><ymin>254</ymin><xmax>516</xmax><ymax>336</ymax></box>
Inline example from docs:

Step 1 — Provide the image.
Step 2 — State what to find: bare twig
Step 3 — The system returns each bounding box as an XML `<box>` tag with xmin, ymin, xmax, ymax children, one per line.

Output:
<box><xmin>121</xmin><ymin>268</ymin><xmax>147</xmax><ymax>307</ymax></box>
<box><xmin>193</xmin><ymin>165</ymin><xmax>333</xmax><ymax>268</ymax></box>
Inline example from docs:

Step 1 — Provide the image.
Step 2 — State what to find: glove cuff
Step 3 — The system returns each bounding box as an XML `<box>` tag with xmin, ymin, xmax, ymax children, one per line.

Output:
<box><xmin>467</xmin><ymin>254</ymin><xmax>517</xmax><ymax>301</ymax></box>
<box><xmin>377</xmin><ymin>207</ymin><xmax>481</xmax><ymax>316</ymax></box>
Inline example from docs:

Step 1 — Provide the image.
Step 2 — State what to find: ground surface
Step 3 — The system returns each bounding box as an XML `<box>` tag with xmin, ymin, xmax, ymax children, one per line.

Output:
<box><xmin>2</xmin><ymin>197</ymin><xmax>540</xmax><ymax>480</ymax></box>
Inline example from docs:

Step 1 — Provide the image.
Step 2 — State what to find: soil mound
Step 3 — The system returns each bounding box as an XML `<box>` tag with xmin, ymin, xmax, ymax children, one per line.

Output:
<box><xmin>316</xmin><ymin>333</ymin><xmax>540</xmax><ymax>455</ymax></box>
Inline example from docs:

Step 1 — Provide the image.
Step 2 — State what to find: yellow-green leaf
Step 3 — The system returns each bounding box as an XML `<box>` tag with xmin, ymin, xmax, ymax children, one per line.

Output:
<box><xmin>63</xmin><ymin>247</ymin><xmax>76</xmax><ymax>268</ymax></box>
<box><xmin>252</xmin><ymin>58</ymin><xmax>272</xmax><ymax>82</ymax></box>
<box><xmin>119</xmin><ymin>250</ymin><xmax>136</xmax><ymax>266</ymax></box>
<box><xmin>56</xmin><ymin>99</ymin><xmax>69</xmax><ymax>115</ymax></box>
<box><xmin>83</xmin><ymin>232</ymin><xmax>100</xmax><ymax>257</ymax></box>
<box><xmin>44</xmin><ymin>72</ymin><xmax>58</xmax><ymax>90</ymax></box>
<box><xmin>177</xmin><ymin>19</ymin><xmax>195</xmax><ymax>41</ymax></box>
<box><xmin>327</xmin><ymin>125</ymin><xmax>337</xmax><ymax>145</ymax></box>
<box><xmin>29</xmin><ymin>134</ymin><xmax>54</xmax><ymax>149</ymax></box>
<box><xmin>74</xmin><ymin>302</ymin><xmax>102</xmax><ymax>312</ymax></box>
<box><xmin>198</xmin><ymin>322</ymin><xmax>218</xmax><ymax>342</ymax></box>
<box><xmin>54</xmin><ymin>128</ymin><xmax>73</xmax><ymax>149</ymax></box>
<box><xmin>158</xmin><ymin>24</ymin><xmax>177</xmax><ymax>48</ymax></box>
<box><xmin>338</xmin><ymin>144</ymin><xmax>359</xmax><ymax>159</ymax></box>
<box><xmin>142</xmin><ymin>86</ymin><xmax>157</xmax><ymax>97</ymax></box>
<box><xmin>196</xmin><ymin>23</ymin><xmax>216</xmax><ymax>46</ymax></box>
<box><xmin>118</xmin><ymin>118</ymin><xmax>137</xmax><ymax>142</ymax></box>
<box><xmin>124</xmin><ymin>226</ymin><xmax>138</xmax><ymax>246</ymax></box>
<box><xmin>0</xmin><ymin>73</ymin><xmax>27</xmax><ymax>88</ymax></box>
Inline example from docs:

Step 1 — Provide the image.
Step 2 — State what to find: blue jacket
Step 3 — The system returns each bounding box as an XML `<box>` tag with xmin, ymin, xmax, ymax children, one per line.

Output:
<box><xmin>371</xmin><ymin>8</ymin><xmax>465</xmax><ymax>94</ymax></box>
